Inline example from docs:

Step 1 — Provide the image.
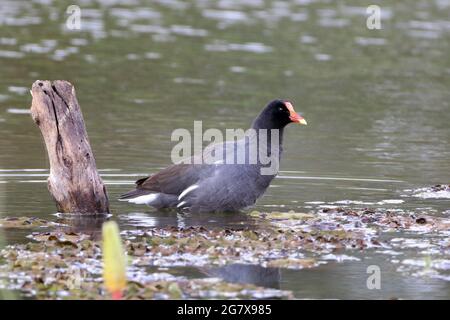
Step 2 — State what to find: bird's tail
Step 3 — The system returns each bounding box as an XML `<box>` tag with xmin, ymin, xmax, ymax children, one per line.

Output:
<box><xmin>118</xmin><ymin>189</ymin><xmax>151</xmax><ymax>201</ymax></box>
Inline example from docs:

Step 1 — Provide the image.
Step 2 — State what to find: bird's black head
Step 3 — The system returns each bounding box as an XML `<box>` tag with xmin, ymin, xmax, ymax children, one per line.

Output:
<box><xmin>252</xmin><ymin>99</ymin><xmax>307</xmax><ymax>130</ymax></box>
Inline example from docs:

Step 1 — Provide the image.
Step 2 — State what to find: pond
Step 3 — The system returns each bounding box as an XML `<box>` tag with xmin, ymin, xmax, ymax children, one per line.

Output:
<box><xmin>0</xmin><ymin>0</ymin><xmax>449</xmax><ymax>299</ymax></box>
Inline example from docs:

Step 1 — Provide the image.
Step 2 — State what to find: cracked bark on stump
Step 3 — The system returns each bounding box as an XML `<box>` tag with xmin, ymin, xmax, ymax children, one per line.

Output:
<box><xmin>30</xmin><ymin>80</ymin><xmax>110</xmax><ymax>214</ymax></box>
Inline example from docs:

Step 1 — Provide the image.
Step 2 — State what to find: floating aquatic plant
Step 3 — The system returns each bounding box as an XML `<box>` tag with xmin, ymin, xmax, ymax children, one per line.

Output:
<box><xmin>0</xmin><ymin>217</ymin><xmax>57</xmax><ymax>229</ymax></box>
<box><xmin>1</xmin><ymin>208</ymin><xmax>450</xmax><ymax>299</ymax></box>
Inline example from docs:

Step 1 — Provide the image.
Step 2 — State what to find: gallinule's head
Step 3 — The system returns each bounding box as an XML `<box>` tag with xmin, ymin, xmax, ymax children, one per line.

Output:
<box><xmin>252</xmin><ymin>99</ymin><xmax>307</xmax><ymax>130</ymax></box>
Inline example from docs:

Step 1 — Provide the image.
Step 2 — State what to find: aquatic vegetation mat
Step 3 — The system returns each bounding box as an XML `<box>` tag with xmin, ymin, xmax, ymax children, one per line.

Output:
<box><xmin>1</xmin><ymin>207</ymin><xmax>450</xmax><ymax>299</ymax></box>
<box><xmin>0</xmin><ymin>229</ymin><xmax>293</xmax><ymax>299</ymax></box>
<box><xmin>0</xmin><ymin>217</ymin><xmax>58</xmax><ymax>229</ymax></box>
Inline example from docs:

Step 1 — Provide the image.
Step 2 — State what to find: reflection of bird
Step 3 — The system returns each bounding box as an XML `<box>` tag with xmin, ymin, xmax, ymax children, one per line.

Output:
<box><xmin>199</xmin><ymin>264</ymin><xmax>281</xmax><ymax>289</ymax></box>
<box><xmin>120</xmin><ymin>100</ymin><xmax>307</xmax><ymax>213</ymax></box>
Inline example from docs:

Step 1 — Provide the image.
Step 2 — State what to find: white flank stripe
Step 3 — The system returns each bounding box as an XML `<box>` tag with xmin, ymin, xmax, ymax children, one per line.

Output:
<box><xmin>177</xmin><ymin>201</ymin><xmax>186</xmax><ymax>208</ymax></box>
<box><xmin>178</xmin><ymin>184</ymin><xmax>199</xmax><ymax>201</ymax></box>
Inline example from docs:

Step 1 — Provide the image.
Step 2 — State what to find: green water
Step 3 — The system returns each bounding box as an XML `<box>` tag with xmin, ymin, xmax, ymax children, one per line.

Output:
<box><xmin>0</xmin><ymin>0</ymin><xmax>449</xmax><ymax>299</ymax></box>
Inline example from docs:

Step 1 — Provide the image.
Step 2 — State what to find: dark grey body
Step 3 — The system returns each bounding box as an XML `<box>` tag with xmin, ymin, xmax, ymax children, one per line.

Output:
<box><xmin>120</xmin><ymin>99</ymin><xmax>299</xmax><ymax>213</ymax></box>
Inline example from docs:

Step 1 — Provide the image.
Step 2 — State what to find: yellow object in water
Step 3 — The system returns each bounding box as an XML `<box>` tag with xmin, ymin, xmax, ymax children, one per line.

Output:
<box><xmin>102</xmin><ymin>221</ymin><xmax>127</xmax><ymax>299</ymax></box>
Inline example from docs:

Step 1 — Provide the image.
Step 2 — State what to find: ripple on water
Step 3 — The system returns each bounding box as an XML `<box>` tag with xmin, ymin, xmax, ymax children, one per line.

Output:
<box><xmin>205</xmin><ymin>41</ymin><xmax>273</xmax><ymax>53</ymax></box>
<box><xmin>300</xmin><ymin>35</ymin><xmax>317</xmax><ymax>44</ymax></box>
<box><xmin>229</xmin><ymin>66</ymin><xmax>247</xmax><ymax>73</ymax></box>
<box><xmin>20</xmin><ymin>40</ymin><xmax>57</xmax><ymax>54</ymax></box>
<box><xmin>152</xmin><ymin>0</ymin><xmax>188</xmax><ymax>10</ymax></box>
<box><xmin>318</xmin><ymin>18</ymin><xmax>349</xmax><ymax>28</ymax></box>
<box><xmin>65</xmin><ymin>19</ymin><xmax>105</xmax><ymax>39</ymax></box>
<box><xmin>408</xmin><ymin>30</ymin><xmax>441</xmax><ymax>39</ymax></box>
<box><xmin>51</xmin><ymin>47</ymin><xmax>79</xmax><ymax>61</ymax></box>
<box><xmin>403</xmin><ymin>185</ymin><xmax>450</xmax><ymax>200</ymax></box>
<box><xmin>397</xmin><ymin>258</ymin><xmax>450</xmax><ymax>281</ymax></box>
<box><xmin>173</xmin><ymin>77</ymin><xmax>205</xmax><ymax>85</ymax></box>
<box><xmin>1</xmin><ymin>16</ymin><xmax>42</xmax><ymax>26</ymax></box>
<box><xmin>70</xmin><ymin>38</ymin><xmax>89</xmax><ymax>46</ymax></box>
<box><xmin>0</xmin><ymin>50</ymin><xmax>24</xmax><ymax>59</ymax></box>
<box><xmin>170</xmin><ymin>25</ymin><xmax>208</xmax><ymax>37</ymax></box>
<box><xmin>0</xmin><ymin>38</ymin><xmax>17</xmax><ymax>45</ymax></box>
<box><xmin>130</xmin><ymin>24</ymin><xmax>169</xmax><ymax>34</ymax></box>
<box><xmin>78</xmin><ymin>8</ymin><xmax>102</xmax><ymax>19</ymax></box>
<box><xmin>7</xmin><ymin>86</ymin><xmax>27</xmax><ymax>95</ymax></box>
<box><xmin>202</xmin><ymin>9</ymin><xmax>248</xmax><ymax>23</ymax></box>
<box><xmin>331</xmin><ymin>200</ymin><xmax>374</xmax><ymax>205</ymax></box>
<box><xmin>145</xmin><ymin>52</ymin><xmax>161</xmax><ymax>59</ymax></box>
<box><xmin>126</xmin><ymin>53</ymin><xmax>139</xmax><ymax>60</ymax></box>
<box><xmin>355</xmin><ymin>37</ymin><xmax>387</xmax><ymax>46</ymax></box>
<box><xmin>341</xmin><ymin>6</ymin><xmax>393</xmax><ymax>19</ymax></box>
<box><xmin>84</xmin><ymin>54</ymin><xmax>96</xmax><ymax>63</ymax></box>
<box><xmin>397</xmin><ymin>20</ymin><xmax>450</xmax><ymax>40</ymax></box>
<box><xmin>407</xmin><ymin>20</ymin><xmax>449</xmax><ymax>31</ymax></box>
<box><xmin>377</xmin><ymin>199</ymin><xmax>404</xmax><ymax>205</ymax></box>
<box><xmin>110</xmin><ymin>7</ymin><xmax>162</xmax><ymax>21</ymax></box>
<box><xmin>314</xmin><ymin>53</ymin><xmax>332</xmax><ymax>61</ymax></box>
<box><xmin>321</xmin><ymin>254</ymin><xmax>361</xmax><ymax>262</ymax></box>
<box><xmin>6</xmin><ymin>108</ymin><xmax>30</xmax><ymax>114</ymax></box>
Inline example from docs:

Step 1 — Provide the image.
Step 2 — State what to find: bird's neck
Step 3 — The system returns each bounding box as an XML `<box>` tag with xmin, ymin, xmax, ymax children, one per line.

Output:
<box><xmin>250</xmin><ymin>121</ymin><xmax>285</xmax><ymax>157</ymax></box>
<box><xmin>251</xmin><ymin>119</ymin><xmax>285</xmax><ymax>149</ymax></box>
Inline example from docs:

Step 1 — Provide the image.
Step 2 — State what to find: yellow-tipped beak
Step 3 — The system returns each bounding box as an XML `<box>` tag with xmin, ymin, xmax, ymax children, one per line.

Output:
<box><xmin>284</xmin><ymin>101</ymin><xmax>307</xmax><ymax>125</ymax></box>
<box><xmin>289</xmin><ymin>113</ymin><xmax>307</xmax><ymax>125</ymax></box>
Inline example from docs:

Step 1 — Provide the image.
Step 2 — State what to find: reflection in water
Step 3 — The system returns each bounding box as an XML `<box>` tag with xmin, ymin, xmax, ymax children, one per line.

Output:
<box><xmin>199</xmin><ymin>264</ymin><xmax>281</xmax><ymax>289</ymax></box>
<box><xmin>55</xmin><ymin>214</ymin><xmax>109</xmax><ymax>241</ymax></box>
<box><xmin>281</xmin><ymin>258</ymin><xmax>450</xmax><ymax>300</ymax></box>
<box><xmin>121</xmin><ymin>210</ymin><xmax>257</xmax><ymax>230</ymax></box>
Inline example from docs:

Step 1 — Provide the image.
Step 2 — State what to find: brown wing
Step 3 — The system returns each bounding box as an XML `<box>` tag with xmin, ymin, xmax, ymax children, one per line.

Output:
<box><xmin>135</xmin><ymin>163</ymin><xmax>213</xmax><ymax>195</ymax></box>
<box><xmin>122</xmin><ymin>140</ymin><xmax>228</xmax><ymax>198</ymax></box>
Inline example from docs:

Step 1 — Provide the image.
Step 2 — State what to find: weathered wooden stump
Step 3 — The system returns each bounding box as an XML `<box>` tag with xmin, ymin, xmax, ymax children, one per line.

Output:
<box><xmin>30</xmin><ymin>80</ymin><xmax>110</xmax><ymax>214</ymax></box>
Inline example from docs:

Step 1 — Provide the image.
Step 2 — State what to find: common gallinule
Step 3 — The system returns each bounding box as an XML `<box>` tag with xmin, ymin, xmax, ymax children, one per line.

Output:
<box><xmin>120</xmin><ymin>99</ymin><xmax>306</xmax><ymax>212</ymax></box>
